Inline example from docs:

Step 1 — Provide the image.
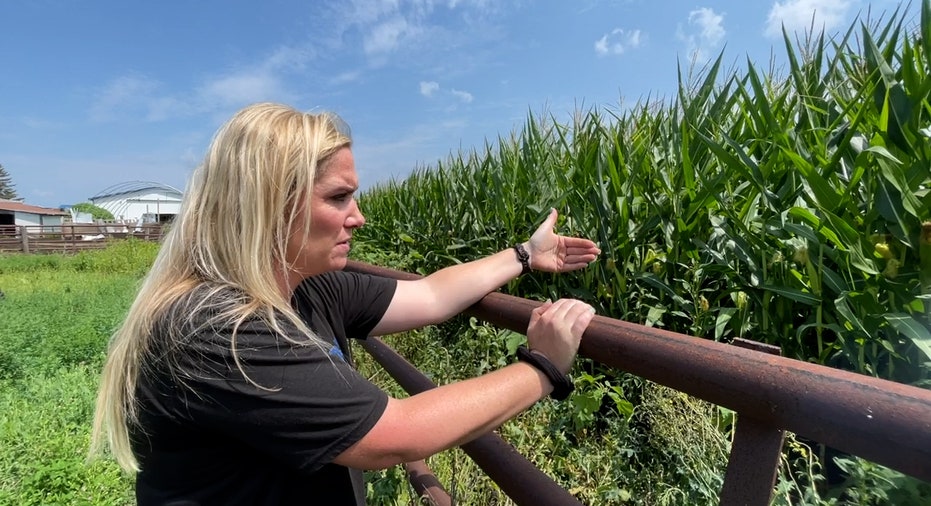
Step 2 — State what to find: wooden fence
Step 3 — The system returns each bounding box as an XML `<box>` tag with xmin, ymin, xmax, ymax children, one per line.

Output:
<box><xmin>0</xmin><ymin>224</ymin><xmax>164</xmax><ymax>254</ymax></box>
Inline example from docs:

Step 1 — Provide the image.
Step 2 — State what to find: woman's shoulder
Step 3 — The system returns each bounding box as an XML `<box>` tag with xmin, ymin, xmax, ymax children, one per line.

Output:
<box><xmin>295</xmin><ymin>270</ymin><xmax>395</xmax><ymax>300</ymax></box>
<box><xmin>155</xmin><ymin>283</ymin><xmax>302</xmax><ymax>351</ymax></box>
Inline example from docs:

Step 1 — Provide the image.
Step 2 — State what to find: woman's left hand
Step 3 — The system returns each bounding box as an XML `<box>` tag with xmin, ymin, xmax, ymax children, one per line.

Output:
<box><xmin>526</xmin><ymin>208</ymin><xmax>601</xmax><ymax>273</ymax></box>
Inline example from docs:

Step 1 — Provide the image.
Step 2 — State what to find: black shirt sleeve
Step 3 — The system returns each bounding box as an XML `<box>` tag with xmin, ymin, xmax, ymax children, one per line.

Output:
<box><xmin>292</xmin><ymin>271</ymin><xmax>398</xmax><ymax>365</ymax></box>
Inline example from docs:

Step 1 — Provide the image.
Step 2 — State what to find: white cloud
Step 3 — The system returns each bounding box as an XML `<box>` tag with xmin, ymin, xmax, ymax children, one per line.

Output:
<box><xmin>418</xmin><ymin>81</ymin><xmax>473</xmax><ymax>104</ymax></box>
<box><xmin>689</xmin><ymin>8</ymin><xmax>725</xmax><ymax>46</ymax></box>
<box><xmin>420</xmin><ymin>81</ymin><xmax>440</xmax><ymax>96</ymax></box>
<box><xmin>364</xmin><ymin>16</ymin><xmax>413</xmax><ymax>55</ymax></box>
<box><xmin>330</xmin><ymin>70</ymin><xmax>363</xmax><ymax>86</ymax></box>
<box><xmin>594</xmin><ymin>28</ymin><xmax>643</xmax><ymax>56</ymax></box>
<box><xmin>89</xmin><ymin>42</ymin><xmax>312</xmax><ymax>123</ymax></box>
<box><xmin>89</xmin><ymin>75</ymin><xmax>161</xmax><ymax>122</ymax></box>
<box><xmin>265</xmin><ymin>45</ymin><xmax>315</xmax><ymax>72</ymax></box>
<box><xmin>197</xmin><ymin>72</ymin><xmax>289</xmax><ymax>108</ymax></box>
<box><xmin>765</xmin><ymin>0</ymin><xmax>852</xmax><ymax>38</ymax></box>
<box><xmin>447</xmin><ymin>0</ymin><xmax>496</xmax><ymax>10</ymax></box>
<box><xmin>330</xmin><ymin>0</ymin><xmax>504</xmax><ymax>67</ymax></box>
<box><xmin>451</xmin><ymin>89</ymin><xmax>473</xmax><ymax>103</ymax></box>
<box><xmin>677</xmin><ymin>7</ymin><xmax>726</xmax><ymax>63</ymax></box>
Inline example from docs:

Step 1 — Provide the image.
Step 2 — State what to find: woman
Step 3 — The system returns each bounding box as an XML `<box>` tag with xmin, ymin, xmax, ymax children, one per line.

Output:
<box><xmin>91</xmin><ymin>102</ymin><xmax>601</xmax><ymax>505</ymax></box>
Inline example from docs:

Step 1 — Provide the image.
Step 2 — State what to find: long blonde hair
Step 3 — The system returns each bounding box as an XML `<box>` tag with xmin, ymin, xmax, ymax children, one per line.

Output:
<box><xmin>90</xmin><ymin>103</ymin><xmax>352</xmax><ymax>472</ymax></box>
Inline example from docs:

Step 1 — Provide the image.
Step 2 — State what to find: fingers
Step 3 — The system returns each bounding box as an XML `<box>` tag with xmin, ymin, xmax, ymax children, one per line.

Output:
<box><xmin>528</xmin><ymin>299</ymin><xmax>553</xmax><ymax>325</ymax></box>
<box><xmin>570</xmin><ymin>304</ymin><xmax>596</xmax><ymax>336</ymax></box>
<box><xmin>525</xmin><ymin>298</ymin><xmax>595</xmax><ymax>373</ymax></box>
<box><xmin>536</xmin><ymin>298</ymin><xmax>595</xmax><ymax>334</ymax></box>
<box><xmin>532</xmin><ymin>299</ymin><xmax>554</xmax><ymax>315</ymax></box>
<box><xmin>531</xmin><ymin>208</ymin><xmax>559</xmax><ymax>238</ymax></box>
<box><xmin>561</xmin><ymin>236</ymin><xmax>600</xmax><ymax>250</ymax></box>
<box><xmin>542</xmin><ymin>208</ymin><xmax>558</xmax><ymax>230</ymax></box>
<box><xmin>561</xmin><ymin>242</ymin><xmax>601</xmax><ymax>260</ymax></box>
<box><xmin>559</xmin><ymin>260</ymin><xmax>599</xmax><ymax>272</ymax></box>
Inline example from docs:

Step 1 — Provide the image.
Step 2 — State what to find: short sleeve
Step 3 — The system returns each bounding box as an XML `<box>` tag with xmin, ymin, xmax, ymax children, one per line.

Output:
<box><xmin>293</xmin><ymin>271</ymin><xmax>397</xmax><ymax>339</ymax></box>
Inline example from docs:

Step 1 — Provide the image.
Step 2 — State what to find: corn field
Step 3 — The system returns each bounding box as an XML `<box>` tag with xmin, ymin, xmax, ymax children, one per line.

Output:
<box><xmin>358</xmin><ymin>4</ymin><xmax>931</xmax><ymax>388</ymax></box>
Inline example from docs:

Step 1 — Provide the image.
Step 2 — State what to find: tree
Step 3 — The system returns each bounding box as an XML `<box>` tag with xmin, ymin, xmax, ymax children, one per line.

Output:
<box><xmin>0</xmin><ymin>164</ymin><xmax>17</xmax><ymax>200</ymax></box>
<box><xmin>70</xmin><ymin>202</ymin><xmax>114</xmax><ymax>220</ymax></box>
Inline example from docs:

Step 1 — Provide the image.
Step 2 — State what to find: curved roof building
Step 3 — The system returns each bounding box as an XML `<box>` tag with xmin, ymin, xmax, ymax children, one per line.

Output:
<box><xmin>90</xmin><ymin>181</ymin><xmax>183</xmax><ymax>223</ymax></box>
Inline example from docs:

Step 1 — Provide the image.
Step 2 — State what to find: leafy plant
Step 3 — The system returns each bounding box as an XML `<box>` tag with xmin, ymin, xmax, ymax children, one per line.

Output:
<box><xmin>69</xmin><ymin>202</ymin><xmax>115</xmax><ymax>221</ymax></box>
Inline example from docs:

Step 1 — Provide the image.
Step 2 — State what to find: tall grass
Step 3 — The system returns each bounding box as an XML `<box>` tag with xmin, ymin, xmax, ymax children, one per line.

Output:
<box><xmin>0</xmin><ymin>241</ymin><xmax>157</xmax><ymax>505</ymax></box>
<box><xmin>358</xmin><ymin>5</ymin><xmax>931</xmax><ymax>386</ymax></box>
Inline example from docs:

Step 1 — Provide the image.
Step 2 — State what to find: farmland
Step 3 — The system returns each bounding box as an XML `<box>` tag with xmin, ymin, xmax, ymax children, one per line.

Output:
<box><xmin>2</xmin><ymin>4</ymin><xmax>931</xmax><ymax>505</ymax></box>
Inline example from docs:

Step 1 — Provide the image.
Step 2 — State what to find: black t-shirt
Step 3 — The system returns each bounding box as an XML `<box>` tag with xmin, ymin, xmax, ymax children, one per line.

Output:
<box><xmin>132</xmin><ymin>271</ymin><xmax>397</xmax><ymax>505</ymax></box>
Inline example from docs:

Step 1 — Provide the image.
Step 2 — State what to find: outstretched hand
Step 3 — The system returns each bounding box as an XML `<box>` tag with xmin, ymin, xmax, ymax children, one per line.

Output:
<box><xmin>526</xmin><ymin>209</ymin><xmax>601</xmax><ymax>273</ymax></box>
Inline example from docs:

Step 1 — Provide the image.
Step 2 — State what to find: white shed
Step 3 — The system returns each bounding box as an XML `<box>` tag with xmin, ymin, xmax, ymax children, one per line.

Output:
<box><xmin>0</xmin><ymin>199</ymin><xmax>70</xmax><ymax>230</ymax></box>
<box><xmin>90</xmin><ymin>181</ymin><xmax>183</xmax><ymax>224</ymax></box>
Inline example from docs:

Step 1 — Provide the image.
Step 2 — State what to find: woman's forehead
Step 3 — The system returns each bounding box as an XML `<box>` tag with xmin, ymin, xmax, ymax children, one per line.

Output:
<box><xmin>314</xmin><ymin>148</ymin><xmax>357</xmax><ymax>191</ymax></box>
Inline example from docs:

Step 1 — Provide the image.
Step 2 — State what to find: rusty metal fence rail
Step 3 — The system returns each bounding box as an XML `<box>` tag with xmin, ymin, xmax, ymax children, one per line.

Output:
<box><xmin>347</xmin><ymin>261</ymin><xmax>931</xmax><ymax>506</ymax></box>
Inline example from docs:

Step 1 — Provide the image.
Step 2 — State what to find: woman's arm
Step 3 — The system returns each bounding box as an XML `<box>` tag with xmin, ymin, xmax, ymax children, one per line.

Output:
<box><xmin>335</xmin><ymin>298</ymin><xmax>595</xmax><ymax>469</ymax></box>
<box><xmin>333</xmin><ymin>362</ymin><xmax>548</xmax><ymax>468</ymax></box>
<box><xmin>369</xmin><ymin>209</ymin><xmax>600</xmax><ymax>336</ymax></box>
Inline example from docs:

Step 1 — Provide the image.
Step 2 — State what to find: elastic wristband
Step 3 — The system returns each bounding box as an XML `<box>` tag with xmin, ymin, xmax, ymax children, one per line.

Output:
<box><xmin>513</xmin><ymin>244</ymin><xmax>531</xmax><ymax>275</ymax></box>
<box><xmin>516</xmin><ymin>346</ymin><xmax>574</xmax><ymax>400</ymax></box>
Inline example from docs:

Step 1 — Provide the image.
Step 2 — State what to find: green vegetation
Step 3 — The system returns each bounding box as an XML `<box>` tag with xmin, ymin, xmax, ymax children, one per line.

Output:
<box><xmin>0</xmin><ymin>241</ymin><xmax>158</xmax><ymax>505</ymax></box>
<box><xmin>354</xmin><ymin>4</ymin><xmax>931</xmax><ymax>504</ymax></box>
<box><xmin>0</xmin><ymin>163</ymin><xmax>16</xmax><ymax>200</ymax></box>
<box><xmin>69</xmin><ymin>202</ymin><xmax>116</xmax><ymax>221</ymax></box>
<box><xmin>4</xmin><ymin>4</ymin><xmax>931</xmax><ymax>505</ymax></box>
<box><xmin>2</xmin><ymin>240</ymin><xmax>926</xmax><ymax>505</ymax></box>
<box><xmin>359</xmin><ymin>6</ymin><xmax>931</xmax><ymax>386</ymax></box>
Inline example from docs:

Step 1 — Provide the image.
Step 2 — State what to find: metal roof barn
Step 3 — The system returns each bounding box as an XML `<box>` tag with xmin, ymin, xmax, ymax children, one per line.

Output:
<box><xmin>0</xmin><ymin>199</ymin><xmax>70</xmax><ymax>229</ymax></box>
<box><xmin>89</xmin><ymin>181</ymin><xmax>183</xmax><ymax>224</ymax></box>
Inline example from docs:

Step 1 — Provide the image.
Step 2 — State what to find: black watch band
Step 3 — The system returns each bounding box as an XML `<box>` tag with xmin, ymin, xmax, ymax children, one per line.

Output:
<box><xmin>513</xmin><ymin>244</ymin><xmax>531</xmax><ymax>275</ymax></box>
<box><xmin>516</xmin><ymin>346</ymin><xmax>574</xmax><ymax>400</ymax></box>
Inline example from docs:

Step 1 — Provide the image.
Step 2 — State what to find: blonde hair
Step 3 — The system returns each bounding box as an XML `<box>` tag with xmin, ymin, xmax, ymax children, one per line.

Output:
<box><xmin>90</xmin><ymin>103</ymin><xmax>352</xmax><ymax>472</ymax></box>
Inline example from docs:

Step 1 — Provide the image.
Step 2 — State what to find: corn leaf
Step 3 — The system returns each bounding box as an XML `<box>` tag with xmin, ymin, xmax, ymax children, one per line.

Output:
<box><xmin>762</xmin><ymin>284</ymin><xmax>820</xmax><ymax>306</ymax></box>
<box><xmin>884</xmin><ymin>313</ymin><xmax>931</xmax><ymax>361</ymax></box>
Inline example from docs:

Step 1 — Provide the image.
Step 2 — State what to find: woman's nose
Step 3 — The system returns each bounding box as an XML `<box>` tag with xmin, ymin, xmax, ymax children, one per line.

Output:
<box><xmin>347</xmin><ymin>199</ymin><xmax>365</xmax><ymax>228</ymax></box>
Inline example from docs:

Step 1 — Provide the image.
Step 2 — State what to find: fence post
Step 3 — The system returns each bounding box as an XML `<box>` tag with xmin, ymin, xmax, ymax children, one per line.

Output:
<box><xmin>719</xmin><ymin>338</ymin><xmax>785</xmax><ymax>506</ymax></box>
<box><xmin>20</xmin><ymin>226</ymin><xmax>30</xmax><ymax>254</ymax></box>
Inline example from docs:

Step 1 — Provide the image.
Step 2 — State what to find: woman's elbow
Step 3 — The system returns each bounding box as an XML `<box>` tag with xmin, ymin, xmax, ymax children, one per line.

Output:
<box><xmin>332</xmin><ymin>400</ymin><xmax>430</xmax><ymax>469</ymax></box>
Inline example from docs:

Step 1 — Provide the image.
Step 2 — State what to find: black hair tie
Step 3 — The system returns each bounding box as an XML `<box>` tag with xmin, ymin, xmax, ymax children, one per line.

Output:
<box><xmin>516</xmin><ymin>346</ymin><xmax>574</xmax><ymax>400</ymax></box>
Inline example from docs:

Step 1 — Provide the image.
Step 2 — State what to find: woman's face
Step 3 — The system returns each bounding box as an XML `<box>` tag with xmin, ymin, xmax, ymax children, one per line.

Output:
<box><xmin>287</xmin><ymin>147</ymin><xmax>365</xmax><ymax>280</ymax></box>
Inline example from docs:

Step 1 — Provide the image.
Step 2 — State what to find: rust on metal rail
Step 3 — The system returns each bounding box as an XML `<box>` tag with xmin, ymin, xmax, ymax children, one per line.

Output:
<box><xmin>347</xmin><ymin>261</ymin><xmax>931</xmax><ymax>489</ymax></box>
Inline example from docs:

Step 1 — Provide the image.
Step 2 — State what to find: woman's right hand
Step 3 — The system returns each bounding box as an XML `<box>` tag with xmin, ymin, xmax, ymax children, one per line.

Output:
<box><xmin>525</xmin><ymin>298</ymin><xmax>595</xmax><ymax>373</ymax></box>
<box><xmin>335</xmin><ymin>297</ymin><xmax>596</xmax><ymax>469</ymax></box>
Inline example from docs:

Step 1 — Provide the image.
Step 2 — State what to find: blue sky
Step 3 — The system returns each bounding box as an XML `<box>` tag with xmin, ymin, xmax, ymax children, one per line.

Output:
<box><xmin>0</xmin><ymin>0</ymin><xmax>918</xmax><ymax>208</ymax></box>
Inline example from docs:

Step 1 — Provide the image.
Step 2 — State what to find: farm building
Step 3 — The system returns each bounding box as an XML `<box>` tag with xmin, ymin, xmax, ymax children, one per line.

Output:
<box><xmin>0</xmin><ymin>199</ymin><xmax>70</xmax><ymax>230</ymax></box>
<box><xmin>89</xmin><ymin>181</ymin><xmax>183</xmax><ymax>224</ymax></box>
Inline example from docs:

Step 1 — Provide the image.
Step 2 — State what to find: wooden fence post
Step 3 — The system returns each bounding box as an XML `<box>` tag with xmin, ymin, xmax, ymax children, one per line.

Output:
<box><xmin>20</xmin><ymin>226</ymin><xmax>30</xmax><ymax>254</ymax></box>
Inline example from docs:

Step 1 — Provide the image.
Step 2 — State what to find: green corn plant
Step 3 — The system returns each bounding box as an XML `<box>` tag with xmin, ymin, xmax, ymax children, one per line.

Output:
<box><xmin>352</xmin><ymin>4</ymin><xmax>931</xmax><ymax>502</ymax></box>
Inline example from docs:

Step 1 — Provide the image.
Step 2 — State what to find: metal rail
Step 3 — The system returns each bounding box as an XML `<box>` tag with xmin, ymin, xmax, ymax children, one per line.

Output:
<box><xmin>361</xmin><ymin>336</ymin><xmax>583</xmax><ymax>506</ymax></box>
<box><xmin>347</xmin><ymin>260</ymin><xmax>931</xmax><ymax>505</ymax></box>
